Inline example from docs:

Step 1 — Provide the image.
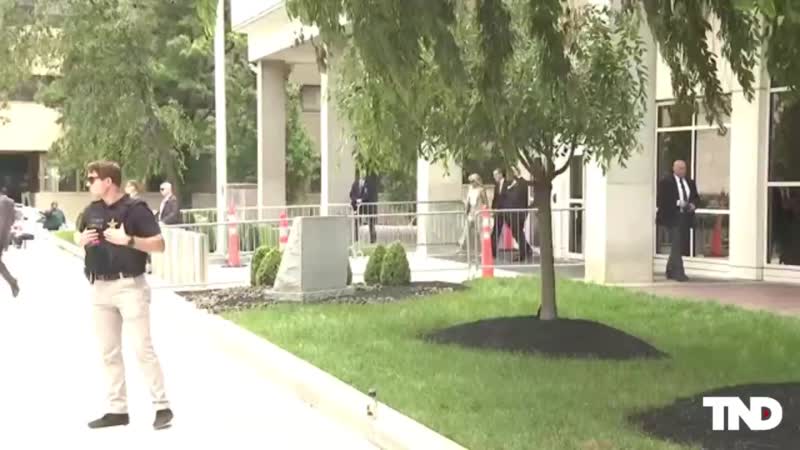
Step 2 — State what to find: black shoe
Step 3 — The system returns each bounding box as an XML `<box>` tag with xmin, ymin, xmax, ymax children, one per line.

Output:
<box><xmin>88</xmin><ymin>413</ymin><xmax>130</xmax><ymax>429</ymax></box>
<box><xmin>674</xmin><ymin>274</ymin><xmax>690</xmax><ymax>282</ymax></box>
<box><xmin>153</xmin><ymin>408</ymin><xmax>173</xmax><ymax>430</ymax></box>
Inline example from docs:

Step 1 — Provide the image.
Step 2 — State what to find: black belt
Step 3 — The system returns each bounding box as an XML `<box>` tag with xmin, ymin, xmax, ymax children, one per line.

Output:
<box><xmin>91</xmin><ymin>272</ymin><xmax>143</xmax><ymax>282</ymax></box>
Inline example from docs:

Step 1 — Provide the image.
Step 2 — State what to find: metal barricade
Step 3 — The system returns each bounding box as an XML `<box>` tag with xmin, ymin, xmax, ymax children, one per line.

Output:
<box><xmin>166</xmin><ymin>218</ymin><xmax>284</xmax><ymax>258</ymax></box>
<box><xmin>150</xmin><ymin>227</ymin><xmax>209</xmax><ymax>285</ymax></box>
<box><xmin>467</xmin><ymin>207</ymin><xmax>585</xmax><ymax>276</ymax></box>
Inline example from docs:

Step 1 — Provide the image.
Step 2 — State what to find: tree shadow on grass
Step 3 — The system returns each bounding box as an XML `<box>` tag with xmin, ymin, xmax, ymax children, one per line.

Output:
<box><xmin>422</xmin><ymin>316</ymin><xmax>668</xmax><ymax>360</ymax></box>
<box><xmin>628</xmin><ymin>383</ymin><xmax>800</xmax><ymax>450</ymax></box>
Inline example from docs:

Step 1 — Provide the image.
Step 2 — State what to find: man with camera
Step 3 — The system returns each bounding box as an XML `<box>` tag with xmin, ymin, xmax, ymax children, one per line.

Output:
<box><xmin>76</xmin><ymin>160</ymin><xmax>173</xmax><ymax>430</ymax></box>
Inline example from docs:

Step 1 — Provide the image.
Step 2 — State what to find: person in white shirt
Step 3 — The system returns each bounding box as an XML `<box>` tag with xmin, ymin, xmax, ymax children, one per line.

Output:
<box><xmin>656</xmin><ymin>160</ymin><xmax>700</xmax><ymax>282</ymax></box>
<box><xmin>459</xmin><ymin>173</ymin><xmax>489</xmax><ymax>253</ymax></box>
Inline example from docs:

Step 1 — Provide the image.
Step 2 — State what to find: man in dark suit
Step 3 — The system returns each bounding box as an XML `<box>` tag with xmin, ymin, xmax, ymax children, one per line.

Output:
<box><xmin>656</xmin><ymin>160</ymin><xmax>700</xmax><ymax>282</ymax></box>
<box><xmin>157</xmin><ymin>182</ymin><xmax>180</xmax><ymax>225</ymax></box>
<box><xmin>491</xmin><ymin>168</ymin><xmax>511</xmax><ymax>258</ymax></box>
<box><xmin>350</xmin><ymin>174</ymin><xmax>378</xmax><ymax>243</ymax></box>
<box><xmin>506</xmin><ymin>167</ymin><xmax>534</xmax><ymax>260</ymax></box>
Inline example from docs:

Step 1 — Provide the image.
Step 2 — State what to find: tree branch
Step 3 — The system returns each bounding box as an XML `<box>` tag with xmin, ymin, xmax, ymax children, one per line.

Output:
<box><xmin>553</xmin><ymin>141</ymin><xmax>577</xmax><ymax>177</ymax></box>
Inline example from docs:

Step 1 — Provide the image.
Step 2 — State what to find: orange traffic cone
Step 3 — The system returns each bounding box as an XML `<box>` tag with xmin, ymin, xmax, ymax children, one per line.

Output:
<box><xmin>502</xmin><ymin>224</ymin><xmax>514</xmax><ymax>250</ymax></box>
<box><xmin>481</xmin><ymin>206</ymin><xmax>494</xmax><ymax>278</ymax></box>
<box><xmin>279</xmin><ymin>212</ymin><xmax>289</xmax><ymax>251</ymax></box>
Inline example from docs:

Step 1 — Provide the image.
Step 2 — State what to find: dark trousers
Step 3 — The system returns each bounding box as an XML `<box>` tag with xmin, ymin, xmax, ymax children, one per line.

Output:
<box><xmin>666</xmin><ymin>213</ymin><xmax>689</xmax><ymax>278</ymax></box>
<box><xmin>354</xmin><ymin>216</ymin><xmax>376</xmax><ymax>244</ymax></box>
<box><xmin>491</xmin><ymin>212</ymin><xmax>532</xmax><ymax>259</ymax></box>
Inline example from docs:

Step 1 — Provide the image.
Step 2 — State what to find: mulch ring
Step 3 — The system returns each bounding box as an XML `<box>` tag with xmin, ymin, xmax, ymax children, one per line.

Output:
<box><xmin>628</xmin><ymin>383</ymin><xmax>800</xmax><ymax>450</ymax></box>
<box><xmin>177</xmin><ymin>281</ymin><xmax>466</xmax><ymax>314</ymax></box>
<box><xmin>423</xmin><ymin>316</ymin><xmax>667</xmax><ymax>360</ymax></box>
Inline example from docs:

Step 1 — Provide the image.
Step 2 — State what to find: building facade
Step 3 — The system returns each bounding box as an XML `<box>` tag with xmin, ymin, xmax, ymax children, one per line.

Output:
<box><xmin>231</xmin><ymin>1</ymin><xmax>800</xmax><ymax>285</ymax></box>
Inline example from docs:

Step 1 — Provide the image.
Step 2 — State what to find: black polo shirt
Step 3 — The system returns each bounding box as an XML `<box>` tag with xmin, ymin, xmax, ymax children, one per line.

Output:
<box><xmin>78</xmin><ymin>194</ymin><xmax>160</xmax><ymax>276</ymax></box>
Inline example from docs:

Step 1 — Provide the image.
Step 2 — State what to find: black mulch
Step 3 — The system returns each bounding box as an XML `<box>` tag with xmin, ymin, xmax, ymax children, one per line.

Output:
<box><xmin>177</xmin><ymin>281</ymin><xmax>466</xmax><ymax>314</ymax></box>
<box><xmin>423</xmin><ymin>316</ymin><xmax>667</xmax><ymax>360</ymax></box>
<box><xmin>628</xmin><ymin>383</ymin><xmax>800</xmax><ymax>450</ymax></box>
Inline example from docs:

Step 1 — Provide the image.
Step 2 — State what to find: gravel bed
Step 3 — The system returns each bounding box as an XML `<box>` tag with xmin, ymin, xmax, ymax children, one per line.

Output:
<box><xmin>177</xmin><ymin>281</ymin><xmax>466</xmax><ymax>314</ymax></box>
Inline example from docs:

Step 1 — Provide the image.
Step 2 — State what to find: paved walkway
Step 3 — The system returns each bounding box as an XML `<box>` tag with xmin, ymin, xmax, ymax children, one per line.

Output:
<box><xmin>0</xmin><ymin>237</ymin><xmax>377</xmax><ymax>449</ymax></box>
<box><xmin>628</xmin><ymin>279</ymin><xmax>800</xmax><ymax>317</ymax></box>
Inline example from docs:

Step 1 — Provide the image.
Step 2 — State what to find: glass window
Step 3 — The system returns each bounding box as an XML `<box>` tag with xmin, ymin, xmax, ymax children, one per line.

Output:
<box><xmin>767</xmin><ymin>187</ymin><xmax>800</xmax><ymax>265</ymax></box>
<box><xmin>658</xmin><ymin>104</ymin><xmax>693</xmax><ymax>128</ymax></box>
<box><xmin>569</xmin><ymin>155</ymin><xmax>583</xmax><ymax>200</ymax></box>
<box><xmin>768</xmin><ymin>92</ymin><xmax>800</xmax><ymax>182</ymax></box>
<box><xmin>694</xmin><ymin>129</ymin><xmax>730</xmax><ymax>209</ymax></box>
<box><xmin>657</xmin><ymin>131</ymin><xmax>692</xmax><ymax>178</ymax></box>
<box><xmin>656</xmin><ymin>100</ymin><xmax>730</xmax><ymax>258</ymax></box>
<box><xmin>692</xmin><ymin>213</ymin><xmax>730</xmax><ymax>258</ymax></box>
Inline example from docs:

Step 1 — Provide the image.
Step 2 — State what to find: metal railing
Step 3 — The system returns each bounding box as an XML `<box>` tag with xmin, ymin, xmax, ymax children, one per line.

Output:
<box><xmin>178</xmin><ymin>200</ymin><xmax>464</xmax><ymax>225</ymax></box>
<box><xmin>157</xmin><ymin>202</ymin><xmax>586</xmax><ymax>289</ymax></box>
<box><xmin>466</xmin><ymin>207</ymin><xmax>586</xmax><ymax>275</ymax></box>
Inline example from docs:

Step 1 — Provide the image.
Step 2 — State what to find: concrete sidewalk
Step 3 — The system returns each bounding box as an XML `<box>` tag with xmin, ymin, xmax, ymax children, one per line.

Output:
<box><xmin>0</xmin><ymin>238</ymin><xmax>377</xmax><ymax>449</ymax></box>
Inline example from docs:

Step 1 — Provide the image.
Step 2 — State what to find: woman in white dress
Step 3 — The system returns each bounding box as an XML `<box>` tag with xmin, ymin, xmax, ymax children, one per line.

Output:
<box><xmin>459</xmin><ymin>173</ymin><xmax>489</xmax><ymax>255</ymax></box>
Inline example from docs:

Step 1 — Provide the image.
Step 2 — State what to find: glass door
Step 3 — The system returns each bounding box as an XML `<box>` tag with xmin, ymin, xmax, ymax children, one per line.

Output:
<box><xmin>568</xmin><ymin>156</ymin><xmax>584</xmax><ymax>257</ymax></box>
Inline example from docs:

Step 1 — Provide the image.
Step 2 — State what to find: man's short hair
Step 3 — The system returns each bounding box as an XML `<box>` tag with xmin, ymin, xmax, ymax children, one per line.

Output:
<box><xmin>86</xmin><ymin>160</ymin><xmax>122</xmax><ymax>187</ymax></box>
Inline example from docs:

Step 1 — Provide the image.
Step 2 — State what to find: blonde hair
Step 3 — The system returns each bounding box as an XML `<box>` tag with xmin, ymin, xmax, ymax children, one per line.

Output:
<box><xmin>125</xmin><ymin>180</ymin><xmax>143</xmax><ymax>193</ymax></box>
<box><xmin>468</xmin><ymin>173</ymin><xmax>483</xmax><ymax>185</ymax></box>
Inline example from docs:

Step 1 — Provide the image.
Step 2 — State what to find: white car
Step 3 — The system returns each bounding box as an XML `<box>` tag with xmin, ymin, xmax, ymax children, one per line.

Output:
<box><xmin>10</xmin><ymin>204</ymin><xmax>43</xmax><ymax>248</ymax></box>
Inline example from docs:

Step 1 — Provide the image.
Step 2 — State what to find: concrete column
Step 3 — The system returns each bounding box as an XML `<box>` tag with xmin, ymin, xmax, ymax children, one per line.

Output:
<box><xmin>257</xmin><ymin>60</ymin><xmax>288</xmax><ymax>218</ymax></box>
<box><xmin>320</xmin><ymin>57</ymin><xmax>355</xmax><ymax>216</ymax></box>
<box><xmin>584</xmin><ymin>17</ymin><xmax>657</xmax><ymax>284</ymax></box>
<box><xmin>417</xmin><ymin>158</ymin><xmax>463</xmax><ymax>257</ymax></box>
<box><xmin>727</xmin><ymin>68</ymin><xmax>770</xmax><ymax>279</ymax></box>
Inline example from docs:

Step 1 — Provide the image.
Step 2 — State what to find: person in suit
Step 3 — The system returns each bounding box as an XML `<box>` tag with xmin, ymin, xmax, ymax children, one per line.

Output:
<box><xmin>656</xmin><ymin>160</ymin><xmax>700</xmax><ymax>282</ymax></box>
<box><xmin>0</xmin><ymin>187</ymin><xmax>20</xmax><ymax>297</ymax></box>
<box><xmin>506</xmin><ymin>166</ymin><xmax>534</xmax><ymax>261</ymax></box>
<box><xmin>157</xmin><ymin>182</ymin><xmax>180</xmax><ymax>225</ymax></box>
<box><xmin>349</xmin><ymin>174</ymin><xmax>378</xmax><ymax>243</ymax></box>
<box><xmin>490</xmin><ymin>168</ymin><xmax>511</xmax><ymax>258</ymax></box>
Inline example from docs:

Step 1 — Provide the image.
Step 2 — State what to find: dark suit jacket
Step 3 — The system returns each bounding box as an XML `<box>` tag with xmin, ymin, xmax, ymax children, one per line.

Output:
<box><xmin>350</xmin><ymin>178</ymin><xmax>378</xmax><ymax>214</ymax></box>
<box><xmin>507</xmin><ymin>177</ymin><xmax>530</xmax><ymax>209</ymax></box>
<box><xmin>158</xmin><ymin>195</ymin><xmax>180</xmax><ymax>225</ymax></box>
<box><xmin>656</xmin><ymin>175</ymin><xmax>700</xmax><ymax>227</ymax></box>
<box><xmin>492</xmin><ymin>178</ymin><xmax>511</xmax><ymax>210</ymax></box>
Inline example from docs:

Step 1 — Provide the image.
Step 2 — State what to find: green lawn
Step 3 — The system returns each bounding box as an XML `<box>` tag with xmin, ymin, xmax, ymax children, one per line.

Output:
<box><xmin>225</xmin><ymin>277</ymin><xmax>800</xmax><ymax>450</ymax></box>
<box><xmin>52</xmin><ymin>229</ymin><xmax>75</xmax><ymax>244</ymax></box>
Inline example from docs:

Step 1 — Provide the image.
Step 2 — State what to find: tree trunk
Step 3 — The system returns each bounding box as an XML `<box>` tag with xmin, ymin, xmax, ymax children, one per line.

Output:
<box><xmin>536</xmin><ymin>181</ymin><xmax>558</xmax><ymax>320</ymax></box>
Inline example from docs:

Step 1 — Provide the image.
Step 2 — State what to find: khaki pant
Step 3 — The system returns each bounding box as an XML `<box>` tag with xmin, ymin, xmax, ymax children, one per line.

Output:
<box><xmin>92</xmin><ymin>275</ymin><xmax>169</xmax><ymax>414</ymax></box>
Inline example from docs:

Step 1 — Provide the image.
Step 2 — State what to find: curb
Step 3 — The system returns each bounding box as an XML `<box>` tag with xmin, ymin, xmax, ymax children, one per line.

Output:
<box><xmin>49</xmin><ymin>238</ymin><xmax>468</xmax><ymax>450</ymax></box>
<box><xmin>48</xmin><ymin>232</ymin><xmax>84</xmax><ymax>259</ymax></box>
<box><xmin>170</xmin><ymin>298</ymin><xmax>468</xmax><ymax>450</ymax></box>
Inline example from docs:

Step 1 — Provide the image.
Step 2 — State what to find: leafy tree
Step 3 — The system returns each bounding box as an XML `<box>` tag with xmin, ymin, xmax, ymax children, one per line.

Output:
<box><xmin>0</xmin><ymin>0</ymin><xmax>314</xmax><ymax>201</ymax></box>
<box><xmin>288</xmin><ymin>0</ymin><xmax>647</xmax><ymax>320</ymax></box>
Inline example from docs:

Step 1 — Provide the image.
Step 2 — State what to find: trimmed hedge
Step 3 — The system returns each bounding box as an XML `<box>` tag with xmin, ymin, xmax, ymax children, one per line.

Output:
<box><xmin>364</xmin><ymin>245</ymin><xmax>386</xmax><ymax>285</ymax></box>
<box><xmin>250</xmin><ymin>246</ymin><xmax>272</xmax><ymax>287</ymax></box>
<box><xmin>379</xmin><ymin>242</ymin><xmax>411</xmax><ymax>286</ymax></box>
<box><xmin>254</xmin><ymin>248</ymin><xmax>282</xmax><ymax>287</ymax></box>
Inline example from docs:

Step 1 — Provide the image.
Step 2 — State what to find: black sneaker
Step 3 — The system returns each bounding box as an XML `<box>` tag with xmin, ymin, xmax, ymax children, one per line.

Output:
<box><xmin>153</xmin><ymin>408</ymin><xmax>173</xmax><ymax>430</ymax></box>
<box><xmin>88</xmin><ymin>413</ymin><xmax>130</xmax><ymax>429</ymax></box>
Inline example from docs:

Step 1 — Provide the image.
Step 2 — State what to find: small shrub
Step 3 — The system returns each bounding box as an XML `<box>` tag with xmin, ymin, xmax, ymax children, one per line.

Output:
<box><xmin>364</xmin><ymin>245</ymin><xmax>386</xmax><ymax>285</ymax></box>
<box><xmin>379</xmin><ymin>242</ymin><xmax>411</xmax><ymax>286</ymax></box>
<box><xmin>250</xmin><ymin>246</ymin><xmax>272</xmax><ymax>286</ymax></box>
<box><xmin>255</xmin><ymin>248</ymin><xmax>282</xmax><ymax>287</ymax></box>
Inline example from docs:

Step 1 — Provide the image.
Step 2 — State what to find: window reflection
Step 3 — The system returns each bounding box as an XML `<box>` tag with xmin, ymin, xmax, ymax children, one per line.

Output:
<box><xmin>768</xmin><ymin>187</ymin><xmax>800</xmax><ymax>265</ymax></box>
<box><xmin>657</xmin><ymin>131</ymin><xmax>692</xmax><ymax>178</ymax></box>
<box><xmin>694</xmin><ymin>129</ymin><xmax>730</xmax><ymax>209</ymax></box>
<box><xmin>768</xmin><ymin>92</ymin><xmax>800</xmax><ymax>182</ymax></box>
